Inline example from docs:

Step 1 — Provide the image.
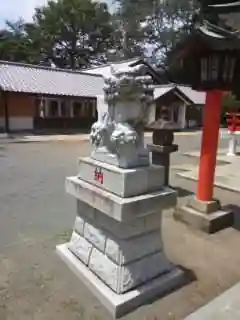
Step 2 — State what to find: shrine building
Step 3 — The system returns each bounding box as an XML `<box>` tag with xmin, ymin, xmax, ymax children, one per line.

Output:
<box><xmin>0</xmin><ymin>61</ymin><xmax>103</xmax><ymax>132</ymax></box>
<box><xmin>154</xmin><ymin>84</ymin><xmax>206</xmax><ymax>129</ymax></box>
<box><xmin>0</xmin><ymin>59</ymin><xmax>206</xmax><ymax>133</ymax></box>
<box><xmin>85</xmin><ymin>60</ymin><xmax>206</xmax><ymax>130</ymax></box>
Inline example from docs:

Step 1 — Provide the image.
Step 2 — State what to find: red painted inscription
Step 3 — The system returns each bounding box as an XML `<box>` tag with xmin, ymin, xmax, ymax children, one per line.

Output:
<box><xmin>94</xmin><ymin>167</ymin><xmax>103</xmax><ymax>184</ymax></box>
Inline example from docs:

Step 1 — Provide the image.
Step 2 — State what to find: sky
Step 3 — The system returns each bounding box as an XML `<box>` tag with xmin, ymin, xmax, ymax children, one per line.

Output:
<box><xmin>0</xmin><ymin>0</ymin><xmax>49</xmax><ymax>27</ymax></box>
<box><xmin>0</xmin><ymin>0</ymin><xmax>114</xmax><ymax>28</ymax></box>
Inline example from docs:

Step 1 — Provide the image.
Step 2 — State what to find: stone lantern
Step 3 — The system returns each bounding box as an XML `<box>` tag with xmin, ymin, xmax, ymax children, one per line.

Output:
<box><xmin>162</xmin><ymin>0</ymin><xmax>238</xmax><ymax>233</ymax></box>
<box><xmin>164</xmin><ymin>0</ymin><xmax>240</xmax><ymax>92</ymax></box>
<box><xmin>147</xmin><ymin>110</ymin><xmax>178</xmax><ymax>186</ymax></box>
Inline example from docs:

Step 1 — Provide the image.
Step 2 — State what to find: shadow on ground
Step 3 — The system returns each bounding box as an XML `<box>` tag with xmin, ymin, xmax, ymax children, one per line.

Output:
<box><xmin>33</xmin><ymin>129</ymin><xmax>90</xmax><ymax>135</ymax></box>
<box><xmin>223</xmin><ymin>204</ymin><xmax>240</xmax><ymax>231</ymax></box>
<box><xmin>0</xmin><ymin>146</ymin><xmax>6</xmax><ymax>157</ymax></box>
<box><xmin>136</xmin><ymin>266</ymin><xmax>197</xmax><ymax>315</ymax></box>
<box><xmin>172</xmin><ymin>186</ymin><xmax>194</xmax><ymax>198</ymax></box>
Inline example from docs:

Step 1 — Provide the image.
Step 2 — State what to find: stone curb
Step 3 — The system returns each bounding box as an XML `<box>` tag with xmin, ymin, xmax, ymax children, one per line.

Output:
<box><xmin>175</xmin><ymin>131</ymin><xmax>201</xmax><ymax>136</ymax></box>
<box><xmin>0</xmin><ymin>135</ymin><xmax>89</xmax><ymax>144</ymax></box>
<box><xmin>0</xmin><ymin>131</ymin><xmax>203</xmax><ymax>145</ymax></box>
<box><xmin>177</xmin><ymin>171</ymin><xmax>240</xmax><ymax>194</ymax></box>
<box><xmin>182</xmin><ymin>152</ymin><xmax>231</xmax><ymax>165</ymax></box>
<box><xmin>184</xmin><ymin>281</ymin><xmax>240</xmax><ymax>319</ymax></box>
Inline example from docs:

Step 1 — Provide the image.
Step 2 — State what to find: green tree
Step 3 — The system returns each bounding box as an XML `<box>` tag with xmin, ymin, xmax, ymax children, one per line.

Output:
<box><xmin>0</xmin><ymin>19</ymin><xmax>32</xmax><ymax>62</ymax></box>
<box><xmin>108</xmin><ymin>8</ymin><xmax>146</xmax><ymax>60</ymax></box>
<box><xmin>115</xmin><ymin>0</ymin><xmax>198</xmax><ymax>62</ymax></box>
<box><xmin>221</xmin><ymin>92</ymin><xmax>240</xmax><ymax>124</ymax></box>
<box><xmin>33</xmin><ymin>0</ymin><xmax>113</xmax><ymax>69</ymax></box>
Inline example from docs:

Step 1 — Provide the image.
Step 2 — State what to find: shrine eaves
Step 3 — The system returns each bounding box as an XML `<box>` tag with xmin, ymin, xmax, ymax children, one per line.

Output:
<box><xmin>159</xmin><ymin>0</ymin><xmax>240</xmax><ymax>93</ymax></box>
<box><xmin>198</xmin><ymin>0</ymin><xmax>240</xmax><ymax>32</ymax></box>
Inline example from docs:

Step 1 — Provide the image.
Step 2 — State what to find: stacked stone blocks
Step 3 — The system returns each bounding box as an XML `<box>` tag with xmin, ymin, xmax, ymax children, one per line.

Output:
<box><xmin>66</xmin><ymin>157</ymin><xmax>176</xmax><ymax>295</ymax></box>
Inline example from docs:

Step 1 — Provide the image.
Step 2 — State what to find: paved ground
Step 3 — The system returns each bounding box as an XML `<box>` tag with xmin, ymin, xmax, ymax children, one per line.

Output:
<box><xmin>185</xmin><ymin>282</ymin><xmax>240</xmax><ymax>320</ymax></box>
<box><xmin>1</xmin><ymin>133</ymin><xmax>240</xmax><ymax>320</ymax></box>
<box><xmin>0</xmin><ymin>133</ymin><xmax>89</xmax><ymax>143</ymax></box>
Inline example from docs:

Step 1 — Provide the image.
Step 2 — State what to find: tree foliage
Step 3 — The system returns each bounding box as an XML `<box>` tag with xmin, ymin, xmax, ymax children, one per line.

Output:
<box><xmin>222</xmin><ymin>92</ymin><xmax>240</xmax><ymax>111</ymax></box>
<box><xmin>221</xmin><ymin>92</ymin><xmax>240</xmax><ymax>124</ymax></box>
<box><xmin>33</xmin><ymin>0</ymin><xmax>113</xmax><ymax>68</ymax></box>
<box><xmin>115</xmin><ymin>0</ymin><xmax>198</xmax><ymax>63</ymax></box>
<box><xmin>0</xmin><ymin>19</ymin><xmax>35</xmax><ymax>63</ymax></box>
<box><xmin>0</xmin><ymin>0</ymin><xmax>113</xmax><ymax>68</ymax></box>
<box><xmin>105</xmin><ymin>12</ymin><xmax>144</xmax><ymax>61</ymax></box>
<box><xmin>0</xmin><ymin>0</ymin><xmax>198</xmax><ymax>68</ymax></box>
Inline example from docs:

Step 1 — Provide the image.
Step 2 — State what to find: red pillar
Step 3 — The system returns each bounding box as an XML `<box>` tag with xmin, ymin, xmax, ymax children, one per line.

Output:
<box><xmin>197</xmin><ymin>90</ymin><xmax>223</xmax><ymax>202</ymax></box>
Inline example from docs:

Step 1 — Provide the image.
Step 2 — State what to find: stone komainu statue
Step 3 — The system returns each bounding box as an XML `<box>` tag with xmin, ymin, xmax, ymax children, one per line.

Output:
<box><xmin>90</xmin><ymin>64</ymin><xmax>154</xmax><ymax>169</ymax></box>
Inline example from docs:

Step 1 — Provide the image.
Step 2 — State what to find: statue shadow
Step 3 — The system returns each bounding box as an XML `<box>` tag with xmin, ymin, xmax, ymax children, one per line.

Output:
<box><xmin>127</xmin><ymin>266</ymin><xmax>196</xmax><ymax>315</ymax></box>
<box><xmin>170</xmin><ymin>186</ymin><xmax>194</xmax><ymax>198</ymax></box>
<box><xmin>0</xmin><ymin>146</ymin><xmax>6</xmax><ymax>157</ymax></box>
<box><xmin>222</xmin><ymin>204</ymin><xmax>240</xmax><ymax>231</ymax></box>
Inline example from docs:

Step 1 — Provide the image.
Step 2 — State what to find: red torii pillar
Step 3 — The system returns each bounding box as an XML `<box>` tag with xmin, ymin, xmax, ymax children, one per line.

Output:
<box><xmin>175</xmin><ymin>90</ymin><xmax>233</xmax><ymax>233</ymax></box>
<box><xmin>197</xmin><ymin>91</ymin><xmax>222</xmax><ymax>201</ymax></box>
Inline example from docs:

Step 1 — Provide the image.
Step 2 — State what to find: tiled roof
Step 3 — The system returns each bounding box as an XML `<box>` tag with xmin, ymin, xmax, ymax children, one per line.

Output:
<box><xmin>177</xmin><ymin>85</ymin><xmax>206</xmax><ymax>105</ymax></box>
<box><xmin>0</xmin><ymin>61</ymin><xmax>105</xmax><ymax>97</ymax></box>
<box><xmin>154</xmin><ymin>85</ymin><xmax>174</xmax><ymax>100</ymax></box>
<box><xmin>154</xmin><ymin>84</ymin><xmax>206</xmax><ymax>105</ymax></box>
<box><xmin>83</xmin><ymin>58</ymin><xmax>141</xmax><ymax>77</ymax></box>
<box><xmin>0</xmin><ymin>61</ymin><xmax>207</xmax><ymax>105</ymax></box>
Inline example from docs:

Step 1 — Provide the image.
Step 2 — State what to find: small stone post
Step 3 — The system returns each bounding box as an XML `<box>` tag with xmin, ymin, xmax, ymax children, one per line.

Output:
<box><xmin>227</xmin><ymin>132</ymin><xmax>237</xmax><ymax>156</ymax></box>
<box><xmin>56</xmin><ymin>65</ymin><xmax>185</xmax><ymax>318</ymax></box>
<box><xmin>147</xmin><ymin>124</ymin><xmax>178</xmax><ymax>186</ymax></box>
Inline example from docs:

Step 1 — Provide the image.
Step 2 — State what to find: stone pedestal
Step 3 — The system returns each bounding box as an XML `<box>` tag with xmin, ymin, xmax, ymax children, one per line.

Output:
<box><xmin>148</xmin><ymin>130</ymin><xmax>178</xmax><ymax>186</ymax></box>
<box><xmin>57</xmin><ymin>158</ymin><xmax>185</xmax><ymax>318</ymax></box>
<box><xmin>227</xmin><ymin>132</ymin><xmax>237</xmax><ymax>156</ymax></box>
<box><xmin>56</xmin><ymin>64</ymin><xmax>185</xmax><ymax>318</ymax></box>
<box><xmin>174</xmin><ymin>196</ymin><xmax>233</xmax><ymax>233</ymax></box>
<box><xmin>147</xmin><ymin>126</ymin><xmax>178</xmax><ymax>186</ymax></box>
<box><xmin>148</xmin><ymin>144</ymin><xmax>178</xmax><ymax>186</ymax></box>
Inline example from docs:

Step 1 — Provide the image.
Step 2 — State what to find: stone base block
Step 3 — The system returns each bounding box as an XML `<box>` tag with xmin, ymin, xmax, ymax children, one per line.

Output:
<box><xmin>68</xmin><ymin>226</ymin><xmax>169</xmax><ymax>293</ymax></box>
<box><xmin>187</xmin><ymin>196</ymin><xmax>221</xmax><ymax>214</ymax></box>
<box><xmin>78</xmin><ymin>157</ymin><xmax>165</xmax><ymax>197</ymax></box>
<box><xmin>91</xmin><ymin>148</ymin><xmax>149</xmax><ymax>169</ymax></box>
<box><xmin>66</xmin><ymin>176</ymin><xmax>176</xmax><ymax>222</ymax></box>
<box><xmin>76</xmin><ymin>201</ymin><xmax>161</xmax><ymax>240</ymax></box>
<box><xmin>57</xmin><ymin>243</ymin><xmax>185</xmax><ymax>319</ymax></box>
<box><xmin>147</xmin><ymin>144</ymin><xmax>178</xmax><ymax>154</ymax></box>
<box><xmin>69</xmin><ymin>200</ymin><xmax>171</xmax><ymax>294</ymax></box>
<box><xmin>174</xmin><ymin>205</ymin><xmax>233</xmax><ymax>233</ymax></box>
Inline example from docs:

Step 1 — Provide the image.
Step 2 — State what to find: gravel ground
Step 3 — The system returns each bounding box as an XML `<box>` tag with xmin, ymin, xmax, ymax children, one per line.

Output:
<box><xmin>0</xmin><ymin>136</ymin><xmax>240</xmax><ymax>320</ymax></box>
